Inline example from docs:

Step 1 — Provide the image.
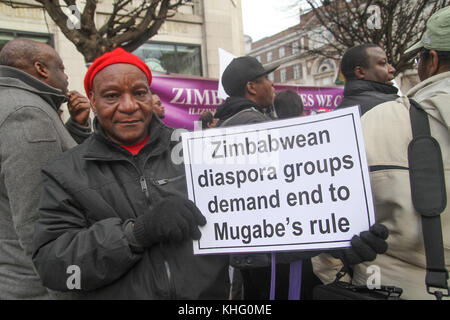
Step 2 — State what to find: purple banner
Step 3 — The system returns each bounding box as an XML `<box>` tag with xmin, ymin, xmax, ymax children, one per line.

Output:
<box><xmin>151</xmin><ymin>72</ymin><xmax>343</xmax><ymax>130</ymax></box>
<box><xmin>272</xmin><ymin>84</ymin><xmax>344</xmax><ymax>114</ymax></box>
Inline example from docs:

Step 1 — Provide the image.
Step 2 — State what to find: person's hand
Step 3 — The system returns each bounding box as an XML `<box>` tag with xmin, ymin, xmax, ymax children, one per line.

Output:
<box><xmin>331</xmin><ymin>223</ymin><xmax>389</xmax><ymax>265</ymax></box>
<box><xmin>67</xmin><ymin>90</ymin><xmax>91</xmax><ymax>127</ymax></box>
<box><xmin>133</xmin><ymin>195</ymin><xmax>206</xmax><ymax>247</ymax></box>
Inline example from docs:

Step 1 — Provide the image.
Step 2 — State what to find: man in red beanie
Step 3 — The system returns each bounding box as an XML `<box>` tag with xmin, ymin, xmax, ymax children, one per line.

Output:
<box><xmin>32</xmin><ymin>48</ymin><xmax>230</xmax><ymax>299</ymax></box>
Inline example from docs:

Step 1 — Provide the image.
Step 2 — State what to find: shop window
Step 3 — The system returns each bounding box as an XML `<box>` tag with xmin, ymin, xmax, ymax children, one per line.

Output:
<box><xmin>134</xmin><ymin>42</ymin><xmax>202</xmax><ymax>76</ymax></box>
<box><xmin>280</xmin><ymin>68</ymin><xmax>286</xmax><ymax>82</ymax></box>
<box><xmin>0</xmin><ymin>29</ymin><xmax>53</xmax><ymax>52</ymax></box>
<box><xmin>292</xmin><ymin>41</ymin><xmax>299</xmax><ymax>54</ymax></box>
<box><xmin>294</xmin><ymin>64</ymin><xmax>302</xmax><ymax>79</ymax></box>
<box><xmin>279</xmin><ymin>47</ymin><xmax>285</xmax><ymax>59</ymax></box>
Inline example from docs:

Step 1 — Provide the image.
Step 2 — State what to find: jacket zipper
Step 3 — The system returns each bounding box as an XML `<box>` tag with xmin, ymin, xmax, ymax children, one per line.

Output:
<box><xmin>85</xmin><ymin>133</ymin><xmax>178</xmax><ymax>298</ymax></box>
<box><xmin>162</xmin><ymin>254</ymin><xmax>176</xmax><ymax>299</ymax></box>
<box><xmin>139</xmin><ymin>174</ymin><xmax>176</xmax><ymax>299</ymax></box>
<box><xmin>152</xmin><ymin>175</ymin><xmax>184</xmax><ymax>186</ymax></box>
<box><xmin>140</xmin><ymin>176</ymin><xmax>150</xmax><ymax>199</ymax></box>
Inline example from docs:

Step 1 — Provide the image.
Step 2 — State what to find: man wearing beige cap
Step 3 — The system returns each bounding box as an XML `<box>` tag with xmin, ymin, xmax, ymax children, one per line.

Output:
<box><xmin>313</xmin><ymin>6</ymin><xmax>450</xmax><ymax>300</ymax></box>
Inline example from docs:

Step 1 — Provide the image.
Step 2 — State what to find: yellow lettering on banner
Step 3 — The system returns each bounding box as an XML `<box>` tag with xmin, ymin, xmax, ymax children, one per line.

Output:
<box><xmin>2</xmin><ymin>3</ymin><xmax>14</xmax><ymax>17</ymax></box>
<box><xmin>15</xmin><ymin>7</ymin><xmax>25</xmax><ymax>18</ymax></box>
<box><xmin>32</xmin><ymin>8</ymin><xmax>41</xmax><ymax>19</ymax></box>
<box><xmin>161</xmin><ymin>21</ymin><xmax>188</xmax><ymax>35</ymax></box>
<box><xmin>0</xmin><ymin>4</ymin><xmax>42</xmax><ymax>20</ymax></box>
<box><xmin>7</xmin><ymin>4</ymin><xmax>15</xmax><ymax>17</ymax></box>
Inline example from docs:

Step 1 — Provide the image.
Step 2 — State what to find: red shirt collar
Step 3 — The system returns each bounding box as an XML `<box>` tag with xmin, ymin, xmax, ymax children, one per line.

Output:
<box><xmin>120</xmin><ymin>135</ymin><xmax>150</xmax><ymax>155</ymax></box>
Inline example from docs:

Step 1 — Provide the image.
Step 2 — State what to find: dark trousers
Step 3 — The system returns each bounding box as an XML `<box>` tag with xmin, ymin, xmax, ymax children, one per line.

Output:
<box><xmin>232</xmin><ymin>259</ymin><xmax>323</xmax><ymax>300</ymax></box>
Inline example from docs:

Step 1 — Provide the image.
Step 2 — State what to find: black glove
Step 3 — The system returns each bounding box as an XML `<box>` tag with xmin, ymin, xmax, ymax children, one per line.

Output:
<box><xmin>331</xmin><ymin>223</ymin><xmax>389</xmax><ymax>265</ymax></box>
<box><xmin>133</xmin><ymin>195</ymin><xmax>206</xmax><ymax>247</ymax></box>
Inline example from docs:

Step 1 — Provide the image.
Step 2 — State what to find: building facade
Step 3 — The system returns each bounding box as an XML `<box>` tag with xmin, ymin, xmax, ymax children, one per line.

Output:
<box><xmin>247</xmin><ymin>7</ymin><xmax>419</xmax><ymax>94</ymax></box>
<box><xmin>0</xmin><ymin>0</ymin><xmax>245</xmax><ymax>95</ymax></box>
<box><xmin>248</xmin><ymin>10</ymin><xmax>341</xmax><ymax>88</ymax></box>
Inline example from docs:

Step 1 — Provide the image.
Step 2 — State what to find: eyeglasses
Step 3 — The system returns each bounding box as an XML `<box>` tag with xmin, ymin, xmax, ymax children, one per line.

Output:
<box><xmin>414</xmin><ymin>50</ymin><xmax>424</xmax><ymax>65</ymax></box>
<box><xmin>414</xmin><ymin>49</ymin><xmax>430</xmax><ymax>65</ymax></box>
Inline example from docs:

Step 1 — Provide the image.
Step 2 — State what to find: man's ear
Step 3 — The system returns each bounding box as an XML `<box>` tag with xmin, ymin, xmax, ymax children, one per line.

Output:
<box><xmin>428</xmin><ymin>50</ymin><xmax>440</xmax><ymax>77</ymax></box>
<box><xmin>33</xmin><ymin>61</ymin><xmax>49</xmax><ymax>80</ymax></box>
<box><xmin>246</xmin><ymin>81</ymin><xmax>257</xmax><ymax>96</ymax></box>
<box><xmin>89</xmin><ymin>93</ymin><xmax>97</xmax><ymax>114</ymax></box>
<box><xmin>354</xmin><ymin>66</ymin><xmax>365</xmax><ymax>80</ymax></box>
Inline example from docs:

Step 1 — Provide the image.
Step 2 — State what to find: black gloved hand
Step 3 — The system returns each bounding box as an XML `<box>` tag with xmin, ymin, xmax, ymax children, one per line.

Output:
<box><xmin>133</xmin><ymin>195</ymin><xmax>206</xmax><ymax>247</ymax></box>
<box><xmin>331</xmin><ymin>223</ymin><xmax>389</xmax><ymax>265</ymax></box>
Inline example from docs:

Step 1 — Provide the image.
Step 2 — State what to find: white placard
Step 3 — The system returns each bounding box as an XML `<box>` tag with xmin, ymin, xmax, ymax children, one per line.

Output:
<box><xmin>217</xmin><ymin>48</ymin><xmax>236</xmax><ymax>100</ymax></box>
<box><xmin>182</xmin><ymin>107</ymin><xmax>375</xmax><ymax>255</ymax></box>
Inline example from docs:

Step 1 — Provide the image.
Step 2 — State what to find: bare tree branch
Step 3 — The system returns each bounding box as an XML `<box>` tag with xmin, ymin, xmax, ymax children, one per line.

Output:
<box><xmin>298</xmin><ymin>0</ymin><xmax>450</xmax><ymax>74</ymax></box>
<box><xmin>9</xmin><ymin>0</ymin><xmax>192</xmax><ymax>63</ymax></box>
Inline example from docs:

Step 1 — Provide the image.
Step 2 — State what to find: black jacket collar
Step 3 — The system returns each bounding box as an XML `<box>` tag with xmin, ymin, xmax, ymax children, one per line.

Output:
<box><xmin>84</xmin><ymin>116</ymin><xmax>172</xmax><ymax>161</ymax></box>
<box><xmin>215</xmin><ymin>96</ymin><xmax>264</xmax><ymax>122</ymax></box>
<box><xmin>344</xmin><ymin>79</ymin><xmax>398</xmax><ymax>96</ymax></box>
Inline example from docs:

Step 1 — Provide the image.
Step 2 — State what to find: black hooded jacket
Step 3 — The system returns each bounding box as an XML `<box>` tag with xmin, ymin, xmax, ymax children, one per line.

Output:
<box><xmin>336</xmin><ymin>80</ymin><xmax>399</xmax><ymax>115</ymax></box>
<box><xmin>215</xmin><ymin>96</ymin><xmax>271</xmax><ymax>126</ymax></box>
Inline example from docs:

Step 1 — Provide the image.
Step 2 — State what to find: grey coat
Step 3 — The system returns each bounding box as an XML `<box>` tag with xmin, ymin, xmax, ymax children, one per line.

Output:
<box><xmin>0</xmin><ymin>65</ymin><xmax>90</xmax><ymax>299</ymax></box>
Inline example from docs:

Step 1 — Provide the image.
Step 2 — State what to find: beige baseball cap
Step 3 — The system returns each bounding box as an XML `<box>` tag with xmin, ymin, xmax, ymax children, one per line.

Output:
<box><xmin>405</xmin><ymin>6</ymin><xmax>450</xmax><ymax>54</ymax></box>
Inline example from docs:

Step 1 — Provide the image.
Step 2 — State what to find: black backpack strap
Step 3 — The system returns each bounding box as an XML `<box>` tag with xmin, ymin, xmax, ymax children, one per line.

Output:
<box><xmin>408</xmin><ymin>99</ymin><xmax>449</xmax><ymax>299</ymax></box>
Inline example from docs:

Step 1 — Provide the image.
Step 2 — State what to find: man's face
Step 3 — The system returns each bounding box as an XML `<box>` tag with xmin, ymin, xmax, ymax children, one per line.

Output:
<box><xmin>361</xmin><ymin>47</ymin><xmax>396</xmax><ymax>85</ymax></box>
<box><xmin>90</xmin><ymin>63</ymin><xmax>153</xmax><ymax>145</ymax></box>
<box><xmin>252</xmin><ymin>74</ymin><xmax>275</xmax><ymax>108</ymax></box>
<box><xmin>211</xmin><ymin>117</ymin><xmax>219</xmax><ymax>128</ymax></box>
<box><xmin>152</xmin><ymin>94</ymin><xmax>165</xmax><ymax>118</ymax></box>
<box><xmin>41</xmin><ymin>46</ymin><xmax>69</xmax><ymax>94</ymax></box>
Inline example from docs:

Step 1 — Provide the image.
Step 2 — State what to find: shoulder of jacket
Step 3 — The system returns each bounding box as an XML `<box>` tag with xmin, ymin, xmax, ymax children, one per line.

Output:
<box><xmin>362</xmin><ymin>98</ymin><xmax>411</xmax><ymax>137</ymax></box>
<box><xmin>362</xmin><ymin>96</ymin><xmax>410</xmax><ymax>120</ymax></box>
<box><xmin>42</xmin><ymin>137</ymin><xmax>90</xmax><ymax>174</ymax></box>
<box><xmin>0</xmin><ymin>87</ymin><xmax>55</xmax><ymax>126</ymax></box>
<box><xmin>0</xmin><ymin>85</ymin><xmax>48</xmax><ymax>106</ymax></box>
<box><xmin>222</xmin><ymin>107</ymin><xmax>268</xmax><ymax>126</ymax></box>
<box><xmin>361</xmin><ymin>97</ymin><xmax>412</xmax><ymax>154</ymax></box>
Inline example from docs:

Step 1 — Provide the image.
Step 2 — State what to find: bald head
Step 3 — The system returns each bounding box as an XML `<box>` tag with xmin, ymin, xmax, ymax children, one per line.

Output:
<box><xmin>0</xmin><ymin>38</ymin><xmax>69</xmax><ymax>93</ymax></box>
<box><xmin>0</xmin><ymin>39</ymin><xmax>47</xmax><ymax>71</ymax></box>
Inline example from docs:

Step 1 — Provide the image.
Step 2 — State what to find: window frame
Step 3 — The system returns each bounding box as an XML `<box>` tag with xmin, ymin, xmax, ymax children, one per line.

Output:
<box><xmin>0</xmin><ymin>28</ymin><xmax>54</xmax><ymax>51</ymax></box>
<box><xmin>134</xmin><ymin>40</ymin><xmax>203</xmax><ymax>76</ymax></box>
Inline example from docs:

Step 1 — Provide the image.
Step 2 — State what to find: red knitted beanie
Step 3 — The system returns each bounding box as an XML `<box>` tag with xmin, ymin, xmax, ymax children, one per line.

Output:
<box><xmin>84</xmin><ymin>48</ymin><xmax>152</xmax><ymax>97</ymax></box>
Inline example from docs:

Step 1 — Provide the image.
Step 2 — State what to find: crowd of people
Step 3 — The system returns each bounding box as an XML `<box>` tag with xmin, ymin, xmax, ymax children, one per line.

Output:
<box><xmin>0</xmin><ymin>6</ymin><xmax>448</xmax><ymax>300</ymax></box>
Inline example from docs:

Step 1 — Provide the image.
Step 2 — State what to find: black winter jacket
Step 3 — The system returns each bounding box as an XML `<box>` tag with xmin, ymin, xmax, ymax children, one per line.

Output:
<box><xmin>215</xmin><ymin>96</ymin><xmax>271</xmax><ymax>126</ymax></box>
<box><xmin>32</xmin><ymin>117</ymin><xmax>230</xmax><ymax>299</ymax></box>
<box><xmin>336</xmin><ymin>80</ymin><xmax>399</xmax><ymax>115</ymax></box>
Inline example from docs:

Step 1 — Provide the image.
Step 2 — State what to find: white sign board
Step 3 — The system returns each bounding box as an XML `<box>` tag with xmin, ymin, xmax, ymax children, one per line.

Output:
<box><xmin>217</xmin><ymin>48</ymin><xmax>236</xmax><ymax>100</ymax></box>
<box><xmin>182</xmin><ymin>107</ymin><xmax>375</xmax><ymax>255</ymax></box>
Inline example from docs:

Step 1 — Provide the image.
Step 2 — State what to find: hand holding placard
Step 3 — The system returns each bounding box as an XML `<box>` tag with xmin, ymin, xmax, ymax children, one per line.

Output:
<box><xmin>182</xmin><ymin>107</ymin><xmax>376</xmax><ymax>254</ymax></box>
